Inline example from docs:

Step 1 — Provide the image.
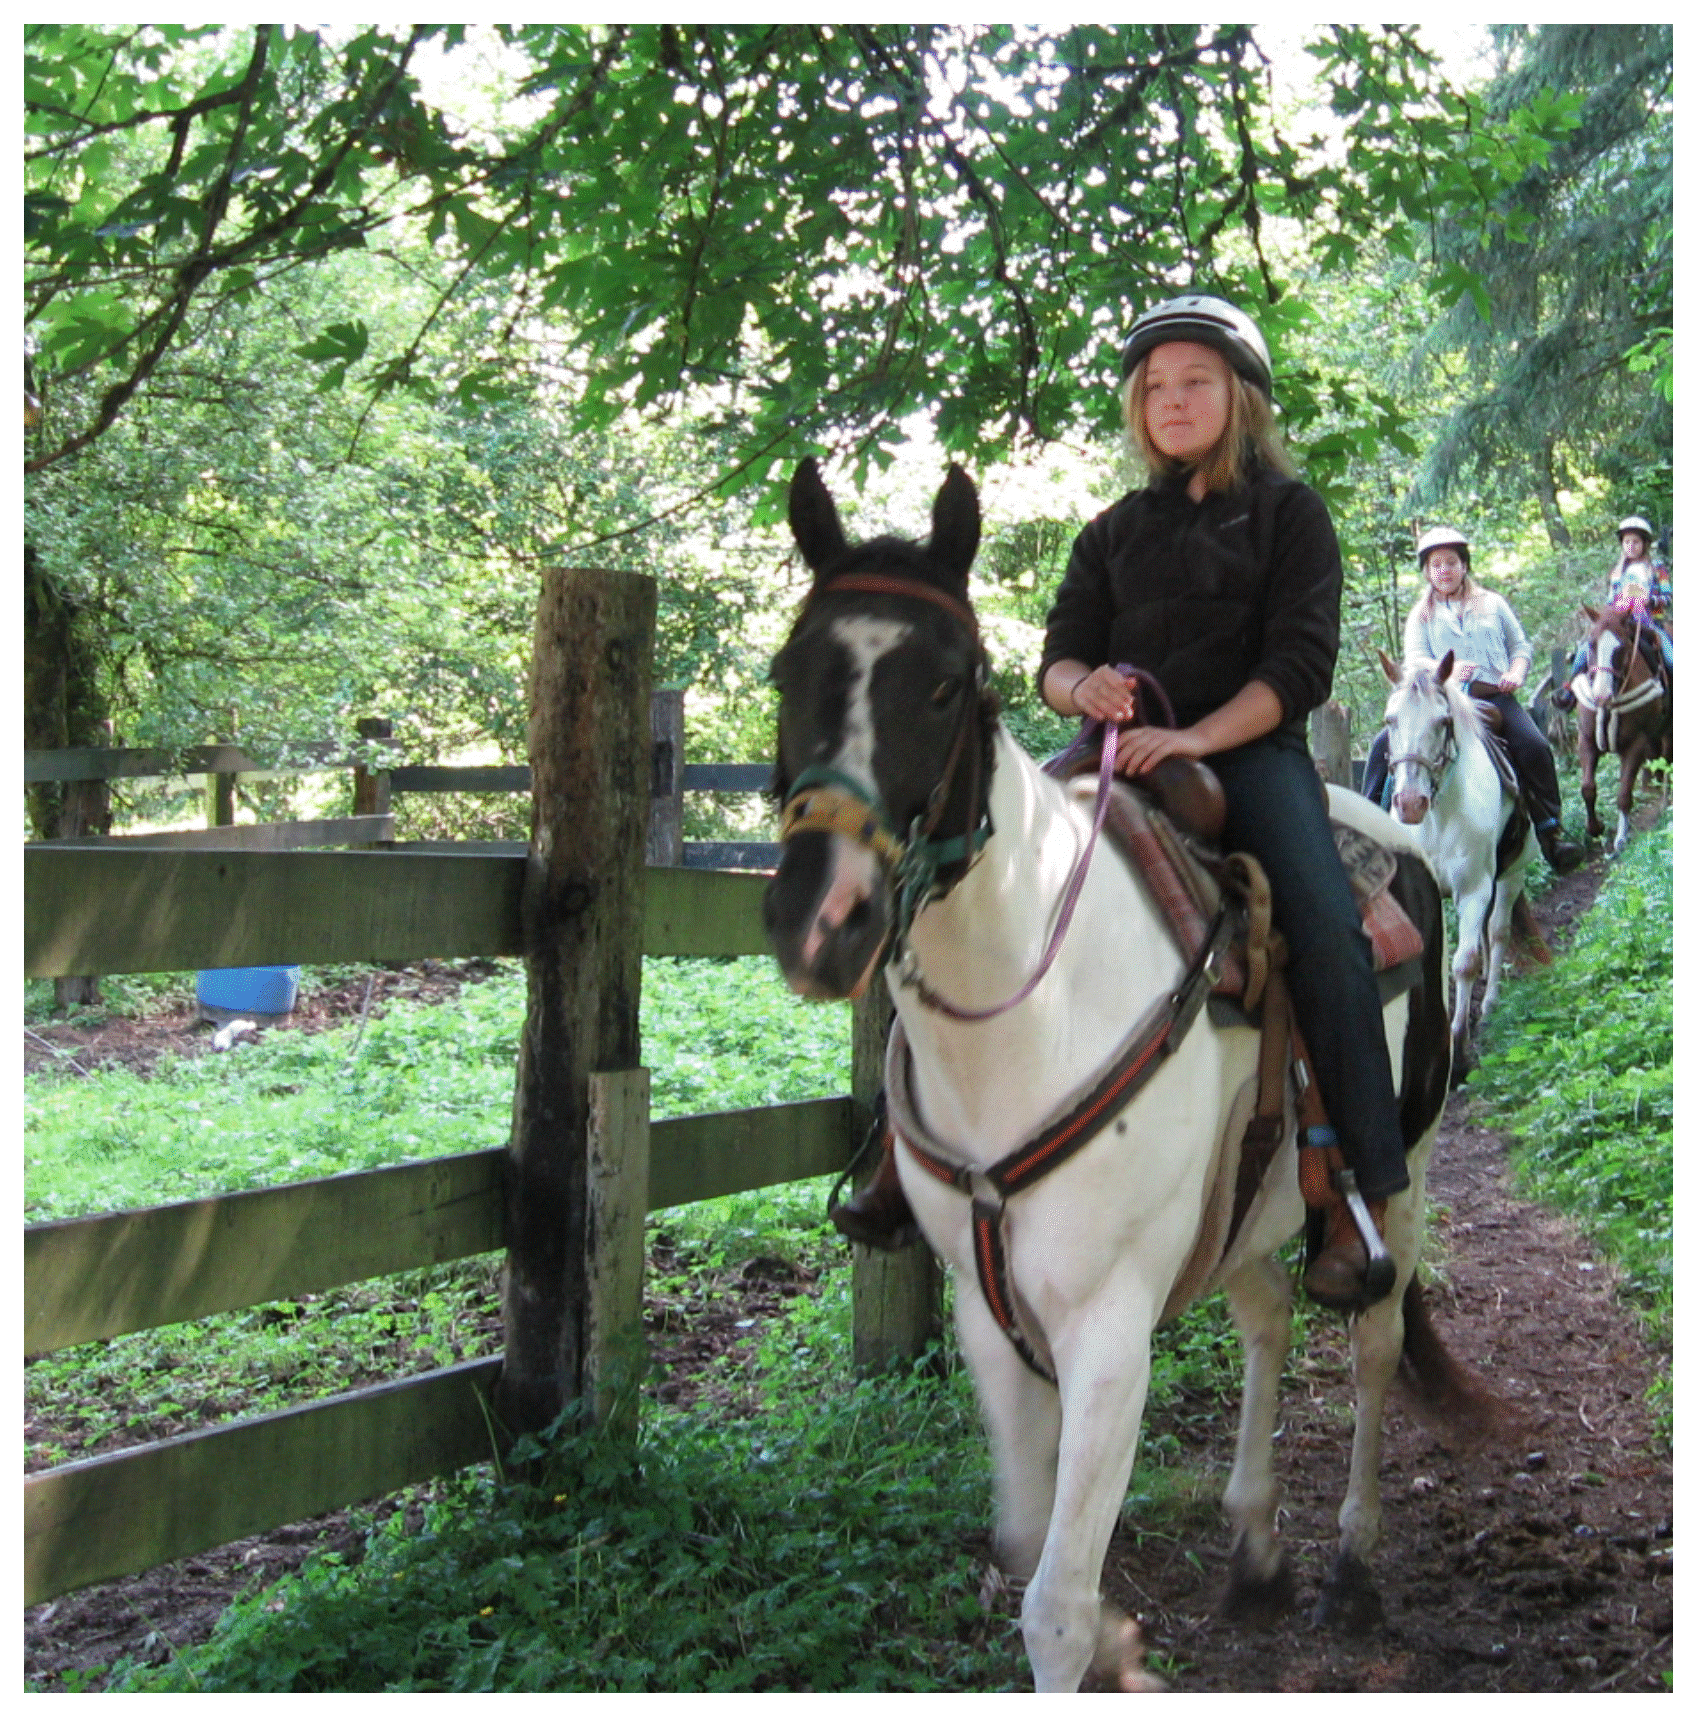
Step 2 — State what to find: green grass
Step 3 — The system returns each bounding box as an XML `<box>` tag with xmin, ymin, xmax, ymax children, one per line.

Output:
<box><xmin>101</xmin><ymin>1359</ymin><xmax>1025</xmax><ymax>1693</ymax></box>
<box><xmin>25</xmin><ymin>829</ymin><xmax>1673</xmax><ymax>1688</ymax></box>
<box><xmin>25</xmin><ymin>957</ymin><xmax>852</xmax><ymax>1222</ymax></box>
<box><xmin>1471</xmin><ymin>816</ymin><xmax>1673</xmax><ymax>1356</ymax></box>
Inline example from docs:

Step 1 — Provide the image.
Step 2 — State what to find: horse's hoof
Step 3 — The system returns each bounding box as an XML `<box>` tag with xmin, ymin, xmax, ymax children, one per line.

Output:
<box><xmin>1091</xmin><ymin>1605</ymin><xmax>1166</xmax><ymax>1691</ymax></box>
<box><xmin>1219</xmin><ymin>1543</ymin><xmax>1297</xmax><ymax>1627</ymax></box>
<box><xmin>1312</xmin><ymin>1552</ymin><xmax>1385</xmax><ymax>1636</ymax></box>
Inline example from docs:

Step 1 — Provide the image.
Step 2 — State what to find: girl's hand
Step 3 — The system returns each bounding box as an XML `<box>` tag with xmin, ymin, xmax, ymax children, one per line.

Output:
<box><xmin>1113</xmin><ymin>723</ymin><xmax>1209</xmax><ymax>778</ymax></box>
<box><xmin>1070</xmin><ymin>665</ymin><xmax>1136</xmax><ymax>725</ymax></box>
<box><xmin>1496</xmin><ymin>664</ymin><xmax>1525</xmax><ymax>694</ymax></box>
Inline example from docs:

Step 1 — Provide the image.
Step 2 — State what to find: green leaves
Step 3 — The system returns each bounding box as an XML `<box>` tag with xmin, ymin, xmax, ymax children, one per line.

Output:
<box><xmin>294</xmin><ymin>318</ymin><xmax>371</xmax><ymax>388</ymax></box>
<box><xmin>26</xmin><ymin>22</ymin><xmax>1583</xmax><ymax>478</ymax></box>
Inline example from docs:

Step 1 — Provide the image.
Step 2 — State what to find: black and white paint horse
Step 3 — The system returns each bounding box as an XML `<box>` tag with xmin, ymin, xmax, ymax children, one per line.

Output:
<box><xmin>763</xmin><ymin>460</ymin><xmax>1470</xmax><ymax>1692</ymax></box>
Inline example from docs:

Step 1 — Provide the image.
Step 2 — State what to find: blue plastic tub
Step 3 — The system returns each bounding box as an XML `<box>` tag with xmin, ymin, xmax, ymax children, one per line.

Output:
<box><xmin>196</xmin><ymin>965</ymin><xmax>301</xmax><ymax>1017</ymax></box>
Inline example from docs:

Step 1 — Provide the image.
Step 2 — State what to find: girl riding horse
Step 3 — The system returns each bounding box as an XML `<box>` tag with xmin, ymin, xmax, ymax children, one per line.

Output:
<box><xmin>1363</xmin><ymin>527</ymin><xmax>1582</xmax><ymax>875</ymax></box>
<box><xmin>837</xmin><ymin>293</ymin><xmax>1404</xmax><ymax>1311</ymax></box>
<box><xmin>1554</xmin><ymin>515</ymin><xmax>1674</xmax><ymax>707</ymax></box>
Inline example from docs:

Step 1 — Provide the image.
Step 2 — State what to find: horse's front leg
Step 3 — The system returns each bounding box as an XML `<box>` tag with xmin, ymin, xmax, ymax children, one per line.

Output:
<box><xmin>953</xmin><ymin>1273</ymin><xmax>1061</xmax><ymax>1587</ymax></box>
<box><xmin>1478</xmin><ymin>870</ymin><xmax>1522</xmax><ymax>1020</ymax></box>
<box><xmin>1580</xmin><ymin>723</ymin><xmax>1604</xmax><ymax>841</ymax></box>
<box><xmin>1448</xmin><ymin>883</ymin><xmax>1488</xmax><ymax>1077</ymax></box>
<box><xmin>1612</xmin><ymin>737</ymin><xmax>1647</xmax><ymax>855</ymax></box>
<box><xmin>1219</xmin><ymin>1253</ymin><xmax>1296</xmax><ymax>1623</ymax></box>
<box><xmin>1020</xmin><ymin>1281</ymin><xmax>1164</xmax><ymax>1693</ymax></box>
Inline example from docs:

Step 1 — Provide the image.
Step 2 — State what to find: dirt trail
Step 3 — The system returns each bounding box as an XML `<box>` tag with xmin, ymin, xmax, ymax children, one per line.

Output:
<box><xmin>1097</xmin><ymin>1094</ymin><xmax>1671</xmax><ymax>1692</ymax></box>
<box><xmin>23</xmin><ymin>839</ymin><xmax>1671</xmax><ymax>1691</ymax></box>
<box><xmin>1093</xmin><ymin>830</ymin><xmax>1672</xmax><ymax>1692</ymax></box>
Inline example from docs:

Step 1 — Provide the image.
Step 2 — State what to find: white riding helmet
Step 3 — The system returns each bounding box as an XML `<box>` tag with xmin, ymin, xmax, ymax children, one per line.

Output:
<box><xmin>1119</xmin><ymin>294</ymin><xmax>1274</xmax><ymax>398</ymax></box>
<box><xmin>1617</xmin><ymin>515</ymin><xmax>1654</xmax><ymax>541</ymax></box>
<box><xmin>1416</xmin><ymin>526</ymin><xmax>1471</xmax><ymax>569</ymax></box>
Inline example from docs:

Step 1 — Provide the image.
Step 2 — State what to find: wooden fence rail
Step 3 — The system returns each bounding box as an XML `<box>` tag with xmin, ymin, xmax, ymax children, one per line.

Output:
<box><xmin>23</xmin><ymin>848</ymin><xmax>770</xmax><ymax>977</ymax></box>
<box><xmin>23</xmin><ymin>1095</ymin><xmax>854</xmax><ymax>1603</ymax></box>
<box><xmin>23</xmin><ymin>701</ymin><xmax>867</xmax><ymax>1605</ymax></box>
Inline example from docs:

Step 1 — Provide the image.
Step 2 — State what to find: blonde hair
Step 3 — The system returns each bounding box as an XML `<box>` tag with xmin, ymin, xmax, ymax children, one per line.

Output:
<box><xmin>1122</xmin><ymin>359</ymin><xmax>1297</xmax><ymax>494</ymax></box>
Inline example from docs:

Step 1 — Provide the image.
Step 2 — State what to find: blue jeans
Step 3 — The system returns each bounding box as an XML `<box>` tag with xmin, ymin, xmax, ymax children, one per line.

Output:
<box><xmin>1208</xmin><ymin>731</ymin><xmax>1410</xmax><ymax>1201</ymax></box>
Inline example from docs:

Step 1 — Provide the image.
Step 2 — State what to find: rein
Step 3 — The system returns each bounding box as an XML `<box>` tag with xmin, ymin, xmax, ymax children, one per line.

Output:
<box><xmin>896</xmin><ymin>725</ymin><xmax>1120</xmax><ymax>1021</ymax></box>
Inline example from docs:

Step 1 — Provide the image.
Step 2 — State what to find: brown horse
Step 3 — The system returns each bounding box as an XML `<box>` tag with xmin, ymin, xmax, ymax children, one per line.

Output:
<box><xmin>1574</xmin><ymin>604</ymin><xmax>1672</xmax><ymax>855</ymax></box>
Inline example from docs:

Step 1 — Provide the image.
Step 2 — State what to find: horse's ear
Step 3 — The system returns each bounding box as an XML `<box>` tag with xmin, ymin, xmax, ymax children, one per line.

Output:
<box><xmin>1581</xmin><ymin>603</ymin><xmax>1600</xmax><ymax>622</ymax></box>
<box><xmin>929</xmin><ymin>465</ymin><xmax>981</xmax><ymax>589</ymax></box>
<box><xmin>1377</xmin><ymin>648</ymin><xmax>1402</xmax><ymax>686</ymax></box>
<box><xmin>1435</xmin><ymin>649</ymin><xmax>1456</xmax><ymax>685</ymax></box>
<box><xmin>788</xmin><ymin>457</ymin><xmax>848</xmax><ymax>579</ymax></box>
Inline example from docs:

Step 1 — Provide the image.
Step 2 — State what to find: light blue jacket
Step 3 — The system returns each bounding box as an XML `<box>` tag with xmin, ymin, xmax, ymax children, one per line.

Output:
<box><xmin>1404</xmin><ymin>587</ymin><xmax>1531</xmax><ymax>685</ymax></box>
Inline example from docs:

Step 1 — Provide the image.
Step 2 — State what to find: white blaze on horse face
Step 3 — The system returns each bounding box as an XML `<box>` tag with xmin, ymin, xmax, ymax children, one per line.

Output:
<box><xmin>1386</xmin><ymin>689</ymin><xmax>1437</xmax><ymax>825</ymax></box>
<box><xmin>1592</xmin><ymin>629</ymin><xmax>1621</xmax><ymax>706</ymax></box>
<box><xmin>796</xmin><ymin>616</ymin><xmax>912</xmax><ymax>977</ymax></box>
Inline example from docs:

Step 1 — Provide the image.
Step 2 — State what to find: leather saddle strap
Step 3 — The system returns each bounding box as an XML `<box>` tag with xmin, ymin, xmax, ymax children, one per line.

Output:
<box><xmin>971</xmin><ymin>1197</ymin><xmax>1056</xmax><ymax>1383</ymax></box>
<box><xmin>1222</xmin><ymin>958</ymin><xmax>1295</xmax><ymax>1257</ymax></box>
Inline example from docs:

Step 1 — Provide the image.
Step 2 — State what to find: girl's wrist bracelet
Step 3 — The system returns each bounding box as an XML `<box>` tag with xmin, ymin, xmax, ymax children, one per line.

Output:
<box><xmin>1067</xmin><ymin>668</ymin><xmax>1090</xmax><ymax>710</ymax></box>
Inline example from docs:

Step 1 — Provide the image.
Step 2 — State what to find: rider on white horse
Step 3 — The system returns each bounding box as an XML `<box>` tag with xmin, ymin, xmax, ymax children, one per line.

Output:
<box><xmin>1362</xmin><ymin>527</ymin><xmax>1584</xmax><ymax>876</ymax></box>
<box><xmin>835</xmin><ymin>294</ymin><xmax>1405</xmax><ymax>1311</ymax></box>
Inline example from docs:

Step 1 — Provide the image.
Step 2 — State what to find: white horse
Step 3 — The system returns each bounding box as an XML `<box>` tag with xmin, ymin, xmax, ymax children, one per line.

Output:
<box><xmin>1379</xmin><ymin>649</ymin><xmax>1545</xmax><ymax>1078</ymax></box>
<box><xmin>765</xmin><ymin>461</ymin><xmax>1472</xmax><ymax>1693</ymax></box>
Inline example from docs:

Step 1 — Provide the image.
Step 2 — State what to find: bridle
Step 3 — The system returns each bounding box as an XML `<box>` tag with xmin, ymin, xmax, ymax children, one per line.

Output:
<box><xmin>1385</xmin><ymin>701</ymin><xmax>1457</xmax><ymax>797</ymax></box>
<box><xmin>777</xmin><ymin>569</ymin><xmax>995</xmax><ymax>953</ymax></box>
<box><xmin>775</xmin><ymin>569</ymin><xmax>1124</xmax><ymax>1023</ymax></box>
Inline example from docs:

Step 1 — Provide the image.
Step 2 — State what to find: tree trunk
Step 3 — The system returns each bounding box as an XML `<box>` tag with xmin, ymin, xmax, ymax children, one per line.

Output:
<box><xmin>1533</xmin><ymin>441</ymin><xmax>1572</xmax><ymax>550</ymax></box>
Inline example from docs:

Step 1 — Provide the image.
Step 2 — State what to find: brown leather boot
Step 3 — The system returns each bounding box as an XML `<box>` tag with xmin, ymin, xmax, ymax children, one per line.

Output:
<box><xmin>1303</xmin><ymin>1196</ymin><xmax>1392</xmax><ymax>1311</ymax></box>
<box><xmin>1537</xmin><ymin>822</ymin><xmax>1585</xmax><ymax>876</ymax></box>
<box><xmin>829</xmin><ymin>1129</ymin><xmax>921</xmax><ymax>1251</ymax></box>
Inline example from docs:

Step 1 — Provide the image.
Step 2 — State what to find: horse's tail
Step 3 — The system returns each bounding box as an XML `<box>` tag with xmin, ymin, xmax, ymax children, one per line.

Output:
<box><xmin>1509</xmin><ymin>892</ymin><xmax>1554</xmax><ymax>966</ymax></box>
<box><xmin>1396</xmin><ymin>1275</ymin><xmax>1516</xmax><ymax>1443</ymax></box>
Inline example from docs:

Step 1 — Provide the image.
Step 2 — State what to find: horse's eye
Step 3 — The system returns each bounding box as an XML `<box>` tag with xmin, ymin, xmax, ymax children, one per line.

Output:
<box><xmin>930</xmin><ymin>676</ymin><xmax>962</xmax><ymax>709</ymax></box>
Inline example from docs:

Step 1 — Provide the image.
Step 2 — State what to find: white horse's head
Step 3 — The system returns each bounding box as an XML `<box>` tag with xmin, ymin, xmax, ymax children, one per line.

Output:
<box><xmin>763</xmin><ymin>459</ymin><xmax>992</xmax><ymax>1000</ymax></box>
<box><xmin>1380</xmin><ymin>649</ymin><xmax>1483</xmax><ymax>826</ymax></box>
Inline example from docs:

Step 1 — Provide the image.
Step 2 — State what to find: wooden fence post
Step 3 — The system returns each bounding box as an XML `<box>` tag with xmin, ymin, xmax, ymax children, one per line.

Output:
<box><xmin>497</xmin><ymin>568</ymin><xmax>656</xmax><ymax>1442</ymax></box>
<box><xmin>647</xmin><ymin>688</ymin><xmax>685</xmax><ymax>866</ymax></box>
<box><xmin>1309</xmin><ymin>700</ymin><xmax>1352</xmax><ymax>788</ymax></box>
<box><xmin>849</xmin><ymin>988</ymin><xmax>942</xmax><ymax>1373</ymax></box>
<box><xmin>204</xmin><ymin>767</ymin><xmax>236</xmax><ymax>830</ymax></box>
<box><xmin>352</xmin><ymin>716</ymin><xmax>394</xmax><ymax>819</ymax></box>
<box><xmin>54</xmin><ymin>723</ymin><xmax>112</xmax><ymax>1008</ymax></box>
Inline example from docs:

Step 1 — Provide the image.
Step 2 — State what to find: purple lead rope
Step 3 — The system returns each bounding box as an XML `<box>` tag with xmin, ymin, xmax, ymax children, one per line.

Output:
<box><xmin>904</xmin><ymin>663</ymin><xmax>1173</xmax><ymax>1023</ymax></box>
<box><xmin>906</xmin><ymin>723</ymin><xmax>1120</xmax><ymax>1023</ymax></box>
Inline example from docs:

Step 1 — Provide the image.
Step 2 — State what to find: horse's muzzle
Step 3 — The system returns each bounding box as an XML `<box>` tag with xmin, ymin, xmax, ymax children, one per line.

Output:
<box><xmin>1392</xmin><ymin>791</ymin><xmax>1431</xmax><ymax>826</ymax></box>
<box><xmin>762</xmin><ymin>832</ymin><xmax>892</xmax><ymax>1000</ymax></box>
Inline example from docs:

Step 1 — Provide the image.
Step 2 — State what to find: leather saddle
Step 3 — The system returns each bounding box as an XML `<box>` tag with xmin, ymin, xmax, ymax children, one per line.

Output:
<box><xmin>1055</xmin><ymin>752</ymin><xmax>1427</xmax><ymax>1024</ymax></box>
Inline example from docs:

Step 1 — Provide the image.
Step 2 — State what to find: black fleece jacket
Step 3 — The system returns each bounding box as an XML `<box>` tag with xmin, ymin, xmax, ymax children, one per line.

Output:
<box><xmin>1038</xmin><ymin>463</ymin><xmax>1343</xmax><ymax>739</ymax></box>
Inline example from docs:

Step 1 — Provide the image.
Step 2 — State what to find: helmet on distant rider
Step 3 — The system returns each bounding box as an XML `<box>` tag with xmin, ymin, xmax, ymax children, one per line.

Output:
<box><xmin>1119</xmin><ymin>294</ymin><xmax>1274</xmax><ymax>399</ymax></box>
<box><xmin>1416</xmin><ymin>526</ymin><xmax>1471</xmax><ymax>570</ymax></box>
<box><xmin>1617</xmin><ymin>515</ymin><xmax>1654</xmax><ymax>543</ymax></box>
